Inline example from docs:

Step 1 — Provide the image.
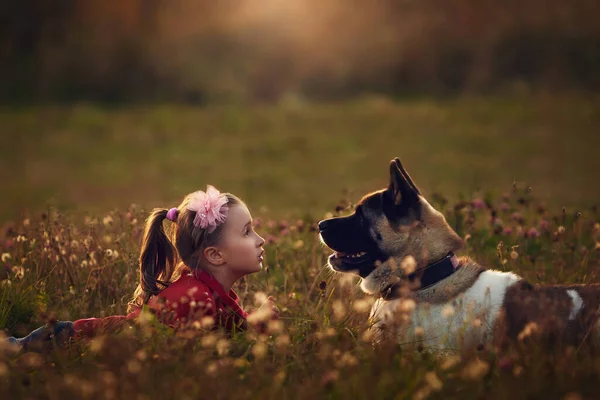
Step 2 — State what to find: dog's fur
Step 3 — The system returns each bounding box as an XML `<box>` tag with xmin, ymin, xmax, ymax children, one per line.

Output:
<box><xmin>319</xmin><ymin>158</ymin><xmax>600</xmax><ymax>350</ymax></box>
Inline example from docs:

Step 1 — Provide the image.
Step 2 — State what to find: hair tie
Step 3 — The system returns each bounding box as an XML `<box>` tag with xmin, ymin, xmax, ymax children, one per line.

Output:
<box><xmin>166</xmin><ymin>207</ymin><xmax>179</xmax><ymax>222</ymax></box>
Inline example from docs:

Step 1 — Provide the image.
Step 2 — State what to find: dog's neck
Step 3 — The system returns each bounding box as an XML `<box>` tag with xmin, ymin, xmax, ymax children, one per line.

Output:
<box><xmin>367</xmin><ymin>256</ymin><xmax>486</xmax><ymax>303</ymax></box>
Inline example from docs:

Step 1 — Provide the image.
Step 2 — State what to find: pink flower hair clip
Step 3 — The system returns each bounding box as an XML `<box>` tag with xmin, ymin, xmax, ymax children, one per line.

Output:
<box><xmin>187</xmin><ymin>185</ymin><xmax>229</xmax><ymax>233</ymax></box>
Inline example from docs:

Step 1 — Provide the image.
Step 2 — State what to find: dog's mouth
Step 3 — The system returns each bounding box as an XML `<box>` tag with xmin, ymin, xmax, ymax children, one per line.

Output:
<box><xmin>331</xmin><ymin>251</ymin><xmax>369</xmax><ymax>263</ymax></box>
<box><xmin>328</xmin><ymin>250</ymin><xmax>377</xmax><ymax>277</ymax></box>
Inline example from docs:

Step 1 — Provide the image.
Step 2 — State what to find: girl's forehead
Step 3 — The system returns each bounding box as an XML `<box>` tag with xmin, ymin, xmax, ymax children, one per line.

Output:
<box><xmin>226</xmin><ymin>203</ymin><xmax>251</xmax><ymax>224</ymax></box>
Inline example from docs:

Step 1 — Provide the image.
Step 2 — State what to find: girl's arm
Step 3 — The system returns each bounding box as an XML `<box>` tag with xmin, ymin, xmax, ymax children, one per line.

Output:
<box><xmin>72</xmin><ymin>309</ymin><xmax>141</xmax><ymax>338</ymax></box>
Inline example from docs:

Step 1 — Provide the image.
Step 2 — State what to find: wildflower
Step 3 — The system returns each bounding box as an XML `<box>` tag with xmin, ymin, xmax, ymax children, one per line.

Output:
<box><xmin>353</xmin><ymin>299</ymin><xmax>372</xmax><ymax>313</ymax></box>
<box><xmin>510</xmin><ymin>212</ymin><xmax>523</xmax><ymax>223</ymax></box>
<box><xmin>500</xmin><ymin>202</ymin><xmax>510</xmax><ymax>212</ymax></box>
<box><xmin>361</xmin><ymin>329</ymin><xmax>374</xmax><ymax>342</ymax></box>
<box><xmin>103</xmin><ymin>215</ymin><xmax>114</xmax><ymax>226</ymax></box>
<box><xmin>472</xmin><ymin>198</ymin><xmax>485</xmax><ymax>210</ymax></box>
<box><xmin>338</xmin><ymin>352</ymin><xmax>359</xmax><ymax>368</ymax></box>
<box><xmin>16</xmin><ymin>235</ymin><xmax>26</xmax><ymax>242</ymax></box>
<box><xmin>127</xmin><ymin>359</ymin><xmax>142</xmax><ymax>374</ymax></box>
<box><xmin>275</xmin><ymin>334</ymin><xmax>290</xmax><ymax>349</ymax></box>
<box><xmin>414</xmin><ymin>326</ymin><xmax>425</xmax><ymax>337</ymax></box>
<box><xmin>292</xmin><ymin>240</ymin><xmax>304</xmax><ymax>250</ymax></box>
<box><xmin>539</xmin><ymin>220</ymin><xmax>549</xmax><ymax>231</ymax></box>
<box><xmin>332</xmin><ymin>300</ymin><xmax>347</xmax><ymax>320</ymax></box>
<box><xmin>274</xmin><ymin>370</ymin><xmax>286</xmax><ymax>386</ymax></box>
<box><xmin>89</xmin><ymin>337</ymin><xmax>105</xmax><ymax>353</ymax></box>
<box><xmin>461</xmin><ymin>358</ymin><xmax>490</xmax><ymax>380</ymax></box>
<box><xmin>11</xmin><ymin>266</ymin><xmax>24</xmax><ymax>280</ymax></box>
<box><xmin>267</xmin><ymin>319</ymin><xmax>284</xmax><ymax>334</ymax></box>
<box><xmin>265</xmin><ymin>235</ymin><xmax>277</xmax><ymax>245</ymax></box>
<box><xmin>557</xmin><ymin>226</ymin><xmax>566</xmax><ymax>235</ymax></box>
<box><xmin>19</xmin><ymin>352</ymin><xmax>44</xmax><ymax>369</ymax></box>
<box><xmin>510</xmin><ymin>250</ymin><xmax>519</xmax><ymax>260</ymax></box>
<box><xmin>527</xmin><ymin>228</ymin><xmax>539</xmax><ymax>238</ymax></box>
<box><xmin>253</xmin><ymin>292</ymin><xmax>268</xmax><ymax>306</ymax></box>
<box><xmin>251</xmin><ymin>341</ymin><xmax>267</xmax><ymax>359</ymax></box>
<box><xmin>399</xmin><ymin>299</ymin><xmax>416</xmax><ymax>313</ymax></box>
<box><xmin>503</xmin><ymin>227</ymin><xmax>513</xmax><ymax>236</ymax></box>
<box><xmin>497</xmin><ymin>356</ymin><xmax>514</xmax><ymax>371</ymax></box>
<box><xmin>517</xmin><ymin>322</ymin><xmax>539</xmax><ymax>341</ymax></box>
<box><xmin>1</xmin><ymin>253</ymin><xmax>11</xmax><ymax>263</ymax></box>
<box><xmin>442</xmin><ymin>305</ymin><xmax>455</xmax><ymax>318</ymax></box>
<box><xmin>320</xmin><ymin>370</ymin><xmax>340</xmax><ymax>387</ymax></box>
<box><xmin>201</xmin><ymin>334</ymin><xmax>217</xmax><ymax>348</ymax></box>
<box><xmin>216</xmin><ymin>339</ymin><xmax>230</xmax><ymax>356</ymax></box>
<box><xmin>401</xmin><ymin>255</ymin><xmax>417</xmax><ymax>274</ymax></box>
<box><xmin>338</xmin><ymin>273</ymin><xmax>356</xmax><ymax>289</ymax></box>
<box><xmin>441</xmin><ymin>355</ymin><xmax>462</xmax><ymax>370</ymax></box>
<box><xmin>424</xmin><ymin>371</ymin><xmax>443</xmax><ymax>391</ymax></box>
<box><xmin>136</xmin><ymin>349</ymin><xmax>147</xmax><ymax>361</ymax></box>
<box><xmin>513</xmin><ymin>365</ymin><xmax>524</xmax><ymax>377</ymax></box>
<box><xmin>248</xmin><ymin>307</ymin><xmax>274</xmax><ymax>324</ymax></box>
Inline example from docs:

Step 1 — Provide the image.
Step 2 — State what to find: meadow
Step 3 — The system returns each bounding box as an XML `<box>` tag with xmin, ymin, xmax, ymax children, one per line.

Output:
<box><xmin>1</xmin><ymin>94</ymin><xmax>600</xmax><ymax>399</ymax></box>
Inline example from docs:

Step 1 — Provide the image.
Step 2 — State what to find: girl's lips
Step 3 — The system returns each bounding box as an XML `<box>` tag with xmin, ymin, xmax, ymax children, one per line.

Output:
<box><xmin>259</xmin><ymin>249</ymin><xmax>265</xmax><ymax>261</ymax></box>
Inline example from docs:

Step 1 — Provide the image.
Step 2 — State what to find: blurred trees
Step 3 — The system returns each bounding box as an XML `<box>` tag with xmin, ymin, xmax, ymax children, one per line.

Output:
<box><xmin>1</xmin><ymin>0</ymin><xmax>599</xmax><ymax>103</ymax></box>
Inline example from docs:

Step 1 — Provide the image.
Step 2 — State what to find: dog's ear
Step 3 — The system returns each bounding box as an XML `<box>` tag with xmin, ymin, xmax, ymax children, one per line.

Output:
<box><xmin>388</xmin><ymin>158</ymin><xmax>419</xmax><ymax>206</ymax></box>
<box><xmin>394</xmin><ymin>158</ymin><xmax>420</xmax><ymax>195</ymax></box>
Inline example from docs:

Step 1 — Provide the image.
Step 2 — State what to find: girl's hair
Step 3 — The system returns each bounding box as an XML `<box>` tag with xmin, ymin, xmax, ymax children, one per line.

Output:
<box><xmin>128</xmin><ymin>192</ymin><xmax>242</xmax><ymax>312</ymax></box>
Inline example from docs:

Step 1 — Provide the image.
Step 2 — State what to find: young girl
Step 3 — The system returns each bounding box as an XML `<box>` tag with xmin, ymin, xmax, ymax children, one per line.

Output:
<box><xmin>7</xmin><ymin>186</ymin><xmax>278</xmax><ymax>351</ymax></box>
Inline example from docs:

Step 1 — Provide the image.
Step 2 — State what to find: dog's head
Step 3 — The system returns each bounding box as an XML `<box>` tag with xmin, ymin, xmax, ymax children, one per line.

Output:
<box><xmin>319</xmin><ymin>158</ymin><xmax>464</xmax><ymax>294</ymax></box>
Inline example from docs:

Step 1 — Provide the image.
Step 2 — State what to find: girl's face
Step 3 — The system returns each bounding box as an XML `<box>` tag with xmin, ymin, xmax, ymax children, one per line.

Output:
<box><xmin>219</xmin><ymin>204</ymin><xmax>265</xmax><ymax>277</ymax></box>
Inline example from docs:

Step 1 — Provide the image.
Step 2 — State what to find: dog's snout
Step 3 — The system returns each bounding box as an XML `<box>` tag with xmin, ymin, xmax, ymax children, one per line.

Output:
<box><xmin>318</xmin><ymin>219</ymin><xmax>331</xmax><ymax>232</ymax></box>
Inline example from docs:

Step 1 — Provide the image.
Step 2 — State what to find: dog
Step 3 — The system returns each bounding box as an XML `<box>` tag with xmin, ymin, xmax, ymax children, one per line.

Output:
<box><xmin>319</xmin><ymin>158</ymin><xmax>600</xmax><ymax>350</ymax></box>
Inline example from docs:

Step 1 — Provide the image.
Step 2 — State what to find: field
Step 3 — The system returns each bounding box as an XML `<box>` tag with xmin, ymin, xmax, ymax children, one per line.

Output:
<box><xmin>1</xmin><ymin>94</ymin><xmax>600</xmax><ymax>399</ymax></box>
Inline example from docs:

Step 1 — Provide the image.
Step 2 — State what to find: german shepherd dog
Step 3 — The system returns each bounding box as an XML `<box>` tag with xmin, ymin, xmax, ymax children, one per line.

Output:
<box><xmin>319</xmin><ymin>158</ymin><xmax>600</xmax><ymax>350</ymax></box>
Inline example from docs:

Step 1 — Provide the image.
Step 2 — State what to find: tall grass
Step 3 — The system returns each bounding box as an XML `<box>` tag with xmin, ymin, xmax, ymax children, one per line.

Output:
<box><xmin>2</xmin><ymin>183</ymin><xmax>600</xmax><ymax>399</ymax></box>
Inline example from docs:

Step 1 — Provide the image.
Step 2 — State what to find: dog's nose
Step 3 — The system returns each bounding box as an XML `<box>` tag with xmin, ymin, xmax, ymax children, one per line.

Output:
<box><xmin>318</xmin><ymin>219</ymin><xmax>330</xmax><ymax>231</ymax></box>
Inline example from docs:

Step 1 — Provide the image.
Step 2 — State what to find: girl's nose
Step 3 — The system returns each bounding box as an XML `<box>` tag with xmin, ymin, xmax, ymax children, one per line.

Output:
<box><xmin>257</xmin><ymin>233</ymin><xmax>265</xmax><ymax>247</ymax></box>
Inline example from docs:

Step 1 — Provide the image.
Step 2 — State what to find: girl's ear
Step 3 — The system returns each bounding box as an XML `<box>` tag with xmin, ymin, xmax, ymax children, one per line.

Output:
<box><xmin>203</xmin><ymin>246</ymin><xmax>225</xmax><ymax>266</ymax></box>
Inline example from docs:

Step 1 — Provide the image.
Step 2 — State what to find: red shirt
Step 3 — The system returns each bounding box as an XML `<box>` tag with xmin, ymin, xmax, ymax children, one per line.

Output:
<box><xmin>72</xmin><ymin>269</ymin><xmax>248</xmax><ymax>337</ymax></box>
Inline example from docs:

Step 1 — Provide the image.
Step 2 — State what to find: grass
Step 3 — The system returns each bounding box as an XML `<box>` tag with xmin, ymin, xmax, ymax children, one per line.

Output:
<box><xmin>1</xmin><ymin>93</ymin><xmax>599</xmax><ymax>222</ymax></box>
<box><xmin>1</xmin><ymin>94</ymin><xmax>600</xmax><ymax>399</ymax></box>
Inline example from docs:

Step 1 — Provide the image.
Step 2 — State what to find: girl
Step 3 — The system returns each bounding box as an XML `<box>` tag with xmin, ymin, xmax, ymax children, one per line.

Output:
<box><xmin>6</xmin><ymin>186</ymin><xmax>278</xmax><ymax>351</ymax></box>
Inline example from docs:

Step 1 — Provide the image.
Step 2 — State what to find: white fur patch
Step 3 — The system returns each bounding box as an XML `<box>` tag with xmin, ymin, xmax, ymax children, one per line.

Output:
<box><xmin>370</xmin><ymin>269</ymin><xmax>520</xmax><ymax>350</ymax></box>
<box><xmin>566</xmin><ymin>289</ymin><xmax>583</xmax><ymax>320</ymax></box>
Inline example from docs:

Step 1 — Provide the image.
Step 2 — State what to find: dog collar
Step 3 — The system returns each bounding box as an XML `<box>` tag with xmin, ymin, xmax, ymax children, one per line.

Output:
<box><xmin>381</xmin><ymin>252</ymin><xmax>460</xmax><ymax>299</ymax></box>
<box><xmin>409</xmin><ymin>252</ymin><xmax>460</xmax><ymax>290</ymax></box>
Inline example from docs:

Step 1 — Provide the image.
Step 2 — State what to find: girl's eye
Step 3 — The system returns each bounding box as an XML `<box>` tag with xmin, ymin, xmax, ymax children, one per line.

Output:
<box><xmin>244</xmin><ymin>228</ymin><xmax>250</xmax><ymax>236</ymax></box>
